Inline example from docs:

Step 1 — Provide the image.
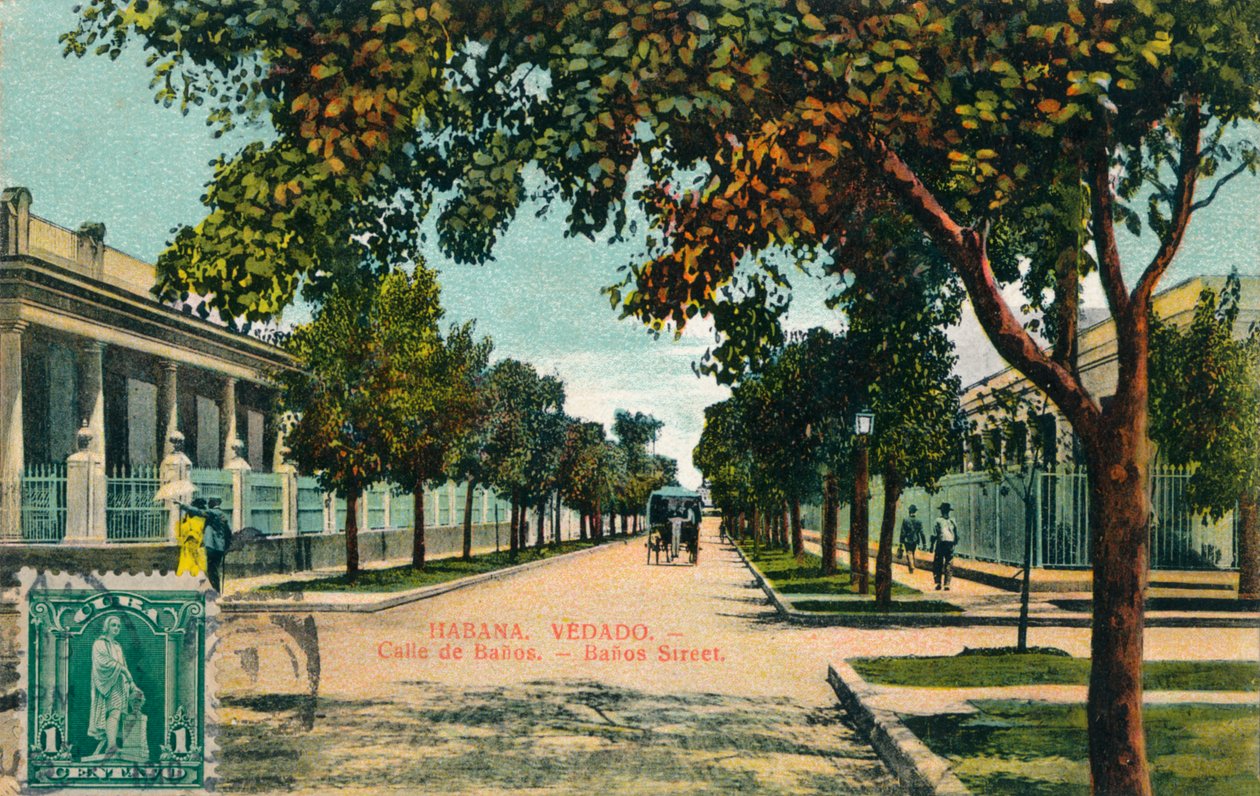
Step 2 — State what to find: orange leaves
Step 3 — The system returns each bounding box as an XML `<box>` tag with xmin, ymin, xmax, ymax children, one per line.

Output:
<box><xmin>1037</xmin><ymin>98</ymin><xmax>1061</xmax><ymax>114</ymax></box>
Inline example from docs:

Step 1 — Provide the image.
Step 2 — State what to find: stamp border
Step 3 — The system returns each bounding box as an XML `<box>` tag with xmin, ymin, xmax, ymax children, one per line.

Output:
<box><xmin>12</xmin><ymin>568</ymin><xmax>220</xmax><ymax>796</ymax></box>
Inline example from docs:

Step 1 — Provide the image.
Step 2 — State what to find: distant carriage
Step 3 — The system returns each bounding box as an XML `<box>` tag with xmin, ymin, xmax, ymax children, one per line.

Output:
<box><xmin>645</xmin><ymin>487</ymin><xmax>702</xmax><ymax>565</ymax></box>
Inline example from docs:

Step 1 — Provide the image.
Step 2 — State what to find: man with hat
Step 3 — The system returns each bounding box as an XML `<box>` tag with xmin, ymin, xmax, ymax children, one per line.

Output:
<box><xmin>931</xmin><ymin>502</ymin><xmax>958</xmax><ymax>590</ymax></box>
<box><xmin>898</xmin><ymin>505</ymin><xmax>926</xmax><ymax>573</ymax></box>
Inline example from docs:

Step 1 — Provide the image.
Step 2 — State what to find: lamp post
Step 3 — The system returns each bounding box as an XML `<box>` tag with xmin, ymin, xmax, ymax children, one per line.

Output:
<box><xmin>852</xmin><ymin>409</ymin><xmax>874</xmax><ymax>594</ymax></box>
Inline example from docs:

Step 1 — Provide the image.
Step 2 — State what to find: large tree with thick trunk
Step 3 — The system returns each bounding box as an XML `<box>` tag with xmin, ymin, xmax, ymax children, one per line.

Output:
<box><xmin>70</xmin><ymin>1</ymin><xmax>1260</xmax><ymax>790</ymax></box>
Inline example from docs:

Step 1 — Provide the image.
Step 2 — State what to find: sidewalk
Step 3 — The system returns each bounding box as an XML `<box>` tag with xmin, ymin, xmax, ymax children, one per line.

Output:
<box><xmin>747</xmin><ymin>536</ymin><xmax>1259</xmax><ymax>628</ymax></box>
<box><xmin>219</xmin><ymin>535</ymin><xmax>634</xmax><ymax>613</ymax></box>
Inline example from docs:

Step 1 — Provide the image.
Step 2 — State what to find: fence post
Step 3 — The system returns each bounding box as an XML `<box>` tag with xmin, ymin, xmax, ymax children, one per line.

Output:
<box><xmin>1034</xmin><ymin>469</ymin><xmax>1043</xmax><ymax>568</ymax></box>
<box><xmin>224</xmin><ymin>438</ymin><xmax>251</xmax><ymax>531</ymax></box>
<box><xmin>157</xmin><ymin>431</ymin><xmax>193</xmax><ymax>541</ymax></box>
<box><xmin>64</xmin><ymin>423</ymin><xmax>106</xmax><ymax>541</ymax></box>
<box><xmin>276</xmin><ymin>455</ymin><xmax>297</xmax><ymax>538</ymax></box>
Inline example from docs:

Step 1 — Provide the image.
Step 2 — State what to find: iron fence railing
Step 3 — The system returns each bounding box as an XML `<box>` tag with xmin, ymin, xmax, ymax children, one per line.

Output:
<box><xmin>106</xmin><ymin>465</ymin><xmax>166</xmax><ymax>542</ymax></box>
<box><xmin>296</xmin><ymin>476</ymin><xmax>325</xmax><ymax>534</ymax></box>
<box><xmin>247</xmin><ymin>472</ymin><xmax>285</xmax><ymax>535</ymax></box>
<box><xmin>801</xmin><ymin>465</ymin><xmax>1240</xmax><ymax>571</ymax></box>
<box><xmin>21</xmin><ymin>464</ymin><xmax>67</xmax><ymax>542</ymax></box>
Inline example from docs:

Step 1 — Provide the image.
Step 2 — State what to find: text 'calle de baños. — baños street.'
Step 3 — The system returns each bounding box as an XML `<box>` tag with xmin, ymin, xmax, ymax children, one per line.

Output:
<box><xmin>374</xmin><ymin>620</ymin><xmax>726</xmax><ymax>664</ymax></box>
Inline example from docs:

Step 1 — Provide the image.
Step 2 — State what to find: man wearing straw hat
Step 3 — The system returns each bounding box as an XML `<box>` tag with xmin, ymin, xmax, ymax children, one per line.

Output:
<box><xmin>931</xmin><ymin>502</ymin><xmax>958</xmax><ymax>590</ymax></box>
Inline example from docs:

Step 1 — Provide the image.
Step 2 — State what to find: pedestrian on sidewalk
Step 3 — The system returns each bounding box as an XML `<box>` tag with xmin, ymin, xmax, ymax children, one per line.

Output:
<box><xmin>179</xmin><ymin>497</ymin><xmax>233</xmax><ymax>593</ymax></box>
<box><xmin>931</xmin><ymin>503</ymin><xmax>957</xmax><ymax>591</ymax></box>
<box><xmin>899</xmin><ymin>505</ymin><xmax>926</xmax><ymax>573</ymax></box>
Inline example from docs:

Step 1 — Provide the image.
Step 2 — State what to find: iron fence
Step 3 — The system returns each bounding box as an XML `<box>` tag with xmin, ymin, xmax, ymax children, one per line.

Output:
<box><xmin>106</xmin><ymin>465</ymin><xmax>166</xmax><ymax>542</ymax></box>
<box><xmin>20</xmin><ymin>465</ymin><xmax>67</xmax><ymax>542</ymax></box>
<box><xmin>248</xmin><ymin>472</ymin><xmax>285</xmax><ymax>535</ymax></box>
<box><xmin>191</xmin><ymin>468</ymin><xmax>234</xmax><ymax>510</ymax></box>
<box><xmin>296</xmin><ymin>476</ymin><xmax>325</xmax><ymax>534</ymax></box>
<box><xmin>801</xmin><ymin>465</ymin><xmax>1240</xmax><ymax>571</ymax></box>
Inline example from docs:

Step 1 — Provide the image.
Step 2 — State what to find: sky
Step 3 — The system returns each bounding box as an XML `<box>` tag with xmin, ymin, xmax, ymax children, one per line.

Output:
<box><xmin>2</xmin><ymin>2</ymin><xmax>1257</xmax><ymax>488</ymax></box>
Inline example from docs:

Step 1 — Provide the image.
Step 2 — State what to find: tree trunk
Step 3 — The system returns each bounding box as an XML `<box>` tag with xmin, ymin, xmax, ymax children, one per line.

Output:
<box><xmin>790</xmin><ymin>499</ymin><xmax>803</xmax><ymax>560</ymax></box>
<box><xmin>536</xmin><ymin>499</ymin><xmax>546</xmax><ymax>549</ymax></box>
<box><xmin>1018</xmin><ymin>481</ymin><xmax>1036</xmax><ymax>652</ymax></box>
<box><xmin>509</xmin><ymin>497</ymin><xmax>519</xmax><ymax>558</ymax></box>
<box><xmin>875</xmin><ymin>471</ymin><xmax>902</xmax><ymax>608</ymax></box>
<box><xmin>821</xmin><ymin>474</ymin><xmax>838</xmax><ymax>576</ymax></box>
<box><xmin>554</xmin><ymin>491</ymin><xmax>562</xmax><ymax>545</ymax></box>
<box><xmin>518</xmin><ymin>501</ymin><xmax>529</xmax><ymax>550</ymax></box>
<box><xmin>1086</xmin><ymin>422</ymin><xmax>1152</xmax><ymax>795</ymax></box>
<box><xmin>621</xmin><ymin>512</ymin><xmax>628</xmax><ymax>535</ymax></box>
<box><xmin>344</xmin><ymin>489</ymin><xmax>360</xmax><ymax>580</ymax></box>
<box><xmin>851</xmin><ymin>441</ymin><xmax>871</xmax><ymax>593</ymax></box>
<box><xmin>1237</xmin><ymin>491</ymin><xmax>1259</xmax><ymax>600</ymax></box>
<box><xmin>779</xmin><ymin>506</ymin><xmax>789</xmax><ymax>549</ymax></box>
<box><xmin>412</xmin><ymin>481</ymin><xmax>427</xmax><ymax>569</ymax></box>
<box><xmin>461</xmin><ymin>481</ymin><xmax>476</xmax><ymax>561</ymax></box>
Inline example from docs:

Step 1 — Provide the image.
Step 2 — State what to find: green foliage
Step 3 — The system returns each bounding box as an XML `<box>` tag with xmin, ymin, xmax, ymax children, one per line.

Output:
<box><xmin>905</xmin><ymin>702</ymin><xmax>1260</xmax><ymax>796</ymax></box>
<box><xmin>852</xmin><ymin>655</ymin><xmax>1260</xmax><ymax>691</ymax></box>
<box><xmin>480</xmin><ymin>359</ymin><xmax>566</xmax><ymax>505</ymax></box>
<box><xmin>1150</xmin><ymin>273</ymin><xmax>1260</xmax><ymax>517</ymax></box>
<box><xmin>260</xmin><ymin>539</ymin><xmax>596</xmax><ymax>593</ymax></box>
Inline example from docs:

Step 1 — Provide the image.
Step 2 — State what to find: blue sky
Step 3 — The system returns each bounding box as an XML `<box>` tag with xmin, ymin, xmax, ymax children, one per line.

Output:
<box><xmin>2</xmin><ymin>2</ymin><xmax>1257</xmax><ymax>487</ymax></box>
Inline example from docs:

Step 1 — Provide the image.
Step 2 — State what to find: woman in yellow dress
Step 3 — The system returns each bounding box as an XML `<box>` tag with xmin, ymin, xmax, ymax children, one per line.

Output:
<box><xmin>176</xmin><ymin>498</ymin><xmax>208</xmax><ymax>577</ymax></box>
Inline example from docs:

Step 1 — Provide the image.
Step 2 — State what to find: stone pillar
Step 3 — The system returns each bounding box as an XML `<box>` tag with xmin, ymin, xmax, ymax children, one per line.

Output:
<box><xmin>65</xmin><ymin>424</ymin><xmax>106</xmax><ymax>541</ymax></box>
<box><xmin>382</xmin><ymin>488</ymin><xmax>392</xmax><ymax>530</ymax></box>
<box><xmin>224</xmin><ymin>437</ymin><xmax>251</xmax><ymax>531</ymax></box>
<box><xmin>0</xmin><ymin>320</ymin><xmax>25</xmax><ymax>537</ymax></box>
<box><xmin>157</xmin><ymin>361</ymin><xmax>179</xmax><ymax>457</ymax></box>
<box><xmin>220</xmin><ymin>377</ymin><xmax>237</xmax><ymax>468</ymax></box>
<box><xmin>448</xmin><ymin>482</ymin><xmax>457</xmax><ymax>526</ymax></box>
<box><xmin>158</xmin><ymin>431</ymin><xmax>193</xmax><ymax>541</ymax></box>
<box><xmin>276</xmin><ymin>446</ymin><xmax>298</xmax><ymax>538</ymax></box>
<box><xmin>78</xmin><ymin>341</ymin><xmax>105</xmax><ymax>458</ymax></box>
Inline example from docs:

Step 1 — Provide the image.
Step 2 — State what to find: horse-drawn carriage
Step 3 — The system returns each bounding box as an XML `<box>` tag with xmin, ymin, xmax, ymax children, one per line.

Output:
<box><xmin>645</xmin><ymin>487</ymin><xmax>702</xmax><ymax>565</ymax></box>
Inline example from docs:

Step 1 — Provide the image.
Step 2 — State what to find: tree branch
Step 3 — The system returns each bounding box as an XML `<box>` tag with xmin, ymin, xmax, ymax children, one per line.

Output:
<box><xmin>1087</xmin><ymin>144</ymin><xmax>1130</xmax><ymax>321</ymax></box>
<box><xmin>1134</xmin><ymin>96</ymin><xmax>1202</xmax><ymax>311</ymax></box>
<box><xmin>864</xmin><ymin>136</ymin><xmax>1100</xmax><ymax>437</ymax></box>
<box><xmin>1190</xmin><ymin>158</ymin><xmax>1248</xmax><ymax>212</ymax></box>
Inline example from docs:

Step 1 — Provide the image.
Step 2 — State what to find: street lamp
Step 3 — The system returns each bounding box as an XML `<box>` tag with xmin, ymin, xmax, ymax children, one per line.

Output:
<box><xmin>851</xmin><ymin>408</ymin><xmax>874</xmax><ymax>594</ymax></box>
<box><xmin>854</xmin><ymin>409</ymin><xmax>875</xmax><ymax>437</ymax></box>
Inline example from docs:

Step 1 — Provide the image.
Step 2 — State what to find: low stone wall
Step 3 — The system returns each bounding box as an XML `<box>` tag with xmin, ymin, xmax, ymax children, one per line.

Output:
<box><xmin>0</xmin><ymin>522</ymin><xmax>514</xmax><ymax>586</ymax></box>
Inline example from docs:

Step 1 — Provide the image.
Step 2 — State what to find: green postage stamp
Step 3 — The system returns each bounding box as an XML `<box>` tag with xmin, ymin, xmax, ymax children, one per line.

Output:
<box><xmin>16</xmin><ymin>570</ymin><xmax>218</xmax><ymax>792</ymax></box>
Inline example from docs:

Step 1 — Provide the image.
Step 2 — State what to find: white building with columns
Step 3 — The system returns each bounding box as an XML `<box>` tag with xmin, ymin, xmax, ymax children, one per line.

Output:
<box><xmin>1</xmin><ymin>186</ymin><xmax>290</xmax><ymax>542</ymax></box>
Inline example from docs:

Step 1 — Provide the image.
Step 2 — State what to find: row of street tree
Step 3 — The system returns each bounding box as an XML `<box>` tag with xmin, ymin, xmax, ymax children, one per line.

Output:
<box><xmin>278</xmin><ymin>266</ymin><xmax>677</xmax><ymax>579</ymax></box>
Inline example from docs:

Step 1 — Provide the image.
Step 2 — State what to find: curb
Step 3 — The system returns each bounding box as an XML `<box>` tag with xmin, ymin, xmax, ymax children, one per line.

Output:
<box><xmin>827</xmin><ymin>661</ymin><xmax>971</xmax><ymax>795</ymax></box>
<box><xmin>220</xmin><ymin>539</ymin><xmax>624</xmax><ymax>614</ymax></box>
<box><xmin>731</xmin><ymin>544</ymin><xmax>1260</xmax><ymax>628</ymax></box>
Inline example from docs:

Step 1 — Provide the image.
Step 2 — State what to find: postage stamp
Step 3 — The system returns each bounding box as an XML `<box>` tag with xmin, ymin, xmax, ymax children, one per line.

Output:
<box><xmin>14</xmin><ymin>570</ymin><xmax>217</xmax><ymax>792</ymax></box>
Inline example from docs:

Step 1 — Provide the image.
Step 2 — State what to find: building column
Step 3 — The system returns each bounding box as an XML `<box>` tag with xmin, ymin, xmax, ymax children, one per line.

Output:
<box><xmin>157</xmin><ymin>361</ymin><xmax>179</xmax><ymax>457</ymax></box>
<box><xmin>220</xmin><ymin>377</ymin><xmax>238</xmax><ymax>467</ymax></box>
<box><xmin>0</xmin><ymin>320</ymin><xmax>26</xmax><ymax>536</ymax></box>
<box><xmin>65</xmin><ymin>424</ymin><xmax>106</xmax><ymax>541</ymax></box>
<box><xmin>78</xmin><ymin>341</ymin><xmax>105</xmax><ymax>458</ymax></box>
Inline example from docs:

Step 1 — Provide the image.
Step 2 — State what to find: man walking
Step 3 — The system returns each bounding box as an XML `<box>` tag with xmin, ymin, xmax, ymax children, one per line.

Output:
<box><xmin>179</xmin><ymin>497</ymin><xmax>233</xmax><ymax>593</ymax></box>
<box><xmin>931</xmin><ymin>502</ymin><xmax>958</xmax><ymax>591</ymax></box>
<box><xmin>899</xmin><ymin>505</ymin><xmax>926</xmax><ymax>573</ymax></box>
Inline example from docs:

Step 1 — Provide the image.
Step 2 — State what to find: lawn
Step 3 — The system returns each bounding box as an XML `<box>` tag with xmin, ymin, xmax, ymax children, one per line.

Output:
<box><xmin>793</xmin><ymin>599</ymin><xmax>961</xmax><ymax>614</ymax></box>
<box><xmin>851</xmin><ymin>651</ymin><xmax>1260</xmax><ymax>691</ymax></box>
<box><xmin>905</xmin><ymin>701</ymin><xmax>1260</xmax><ymax>795</ymax></box>
<box><xmin>736</xmin><ymin>541</ymin><xmax>919</xmax><ymax>597</ymax></box>
<box><xmin>259</xmin><ymin>540</ymin><xmax>597</xmax><ymax>593</ymax></box>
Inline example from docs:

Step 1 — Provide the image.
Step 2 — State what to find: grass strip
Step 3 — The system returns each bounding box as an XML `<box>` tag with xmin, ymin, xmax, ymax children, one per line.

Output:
<box><xmin>793</xmin><ymin>599</ymin><xmax>961</xmax><ymax>614</ymax></box>
<box><xmin>905</xmin><ymin>701</ymin><xmax>1259</xmax><ymax>795</ymax></box>
<box><xmin>851</xmin><ymin>653</ymin><xmax>1260</xmax><ymax>691</ymax></box>
<box><xmin>736</xmin><ymin>541</ymin><xmax>919</xmax><ymax>597</ymax></box>
<box><xmin>260</xmin><ymin>540</ymin><xmax>598</xmax><ymax>593</ymax></box>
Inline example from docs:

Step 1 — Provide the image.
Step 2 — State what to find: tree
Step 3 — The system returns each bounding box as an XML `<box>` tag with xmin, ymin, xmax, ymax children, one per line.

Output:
<box><xmin>1150</xmin><ymin>274</ymin><xmax>1260</xmax><ymax>598</ymax></box>
<box><xmin>279</xmin><ymin>282</ymin><xmax>385</xmax><ymax>581</ymax></box>
<box><xmin>974</xmin><ymin>387</ymin><xmax>1061</xmax><ymax>650</ymax></box>
<box><xmin>481</xmin><ymin>360</ymin><xmax>566</xmax><ymax>557</ymax></box>
<box><xmin>368</xmin><ymin>267</ymin><xmax>493</xmax><ymax>569</ymax></box>
<box><xmin>73</xmin><ymin>2</ymin><xmax>1260</xmax><ymax>789</ymax></box>
<box><xmin>843</xmin><ymin>225</ymin><xmax>964</xmax><ymax>608</ymax></box>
